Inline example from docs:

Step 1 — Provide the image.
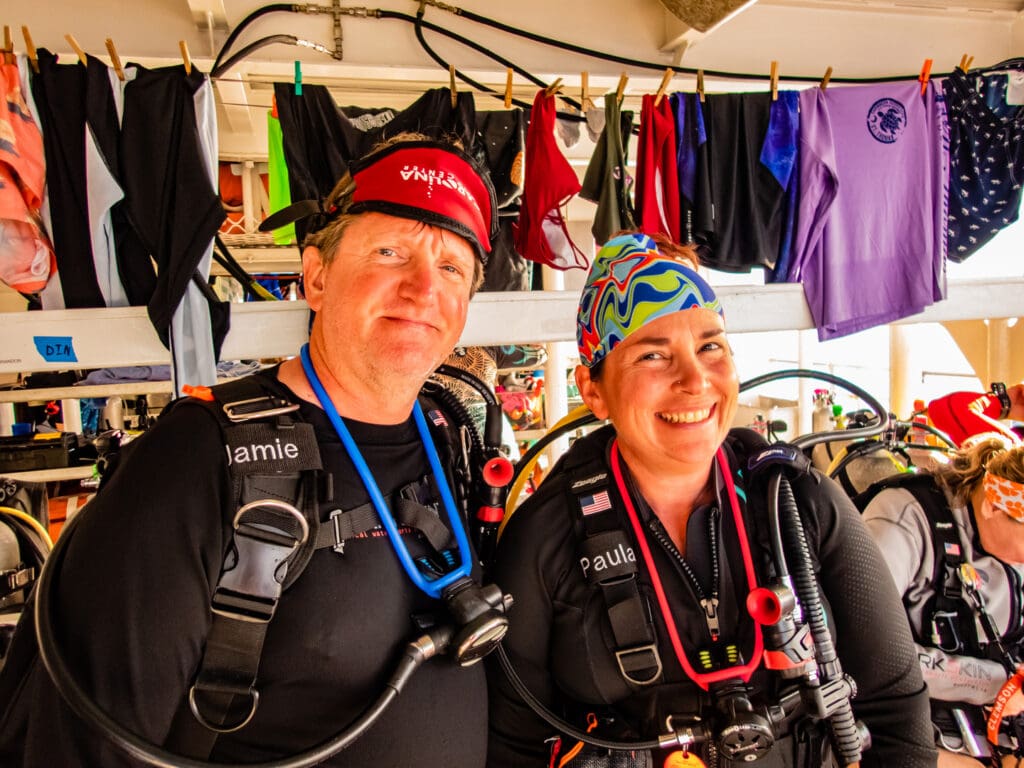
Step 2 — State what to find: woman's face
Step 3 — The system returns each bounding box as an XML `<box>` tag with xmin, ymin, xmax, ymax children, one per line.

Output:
<box><xmin>576</xmin><ymin>309</ymin><xmax>739</xmax><ymax>477</ymax></box>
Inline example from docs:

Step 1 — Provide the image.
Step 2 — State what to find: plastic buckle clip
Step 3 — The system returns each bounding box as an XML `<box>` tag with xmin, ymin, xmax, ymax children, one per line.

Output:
<box><xmin>616</xmin><ymin>643</ymin><xmax>663</xmax><ymax>686</ymax></box>
<box><xmin>212</xmin><ymin>500</ymin><xmax>309</xmax><ymax>623</ymax></box>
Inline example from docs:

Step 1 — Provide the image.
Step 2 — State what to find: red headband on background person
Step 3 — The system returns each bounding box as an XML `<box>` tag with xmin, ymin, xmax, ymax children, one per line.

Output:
<box><xmin>928</xmin><ymin>388</ymin><xmax>1013</xmax><ymax>446</ymax></box>
<box><xmin>348</xmin><ymin>141</ymin><xmax>498</xmax><ymax>261</ymax></box>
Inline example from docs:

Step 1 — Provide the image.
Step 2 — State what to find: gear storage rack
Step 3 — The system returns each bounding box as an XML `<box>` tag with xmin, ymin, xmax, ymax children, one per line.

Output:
<box><xmin>1</xmin><ymin>277</ymin><xmax>1022</xmax><ymax>480</ymax></box>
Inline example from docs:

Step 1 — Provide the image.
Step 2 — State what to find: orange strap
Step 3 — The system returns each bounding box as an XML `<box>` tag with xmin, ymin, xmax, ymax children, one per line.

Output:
<box><xmin>987</xmin><ymin>667</ymin><xmax>1024</xmax><ymax>743</ymax></box>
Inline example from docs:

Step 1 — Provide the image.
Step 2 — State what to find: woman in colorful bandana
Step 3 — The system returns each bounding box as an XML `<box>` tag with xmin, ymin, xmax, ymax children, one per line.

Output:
<box><xmin>864</xmin><ymin>437</ymin><xmax>1024</xmax><ymax>768</ymax></box>
<box><xmin>487</xmin><ymin>232</ymin><xmax>934</xmax><ymax>768</ymax></box>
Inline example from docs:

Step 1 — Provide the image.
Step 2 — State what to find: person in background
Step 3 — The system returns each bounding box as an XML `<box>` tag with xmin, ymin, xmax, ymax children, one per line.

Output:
<box><xmin>0</xmin><ymin>133</ymin><xmax>504</xmax><ymax>767</ymax></box>
<box><xmin>864</xmin><ymin>436</ymin><xmax>1024</xmax><ymax>768</ymax></box>
<box><xmin>487</xmin><ymin>231</ymin><xmax>935</xmax><ymax>768</ymax></box>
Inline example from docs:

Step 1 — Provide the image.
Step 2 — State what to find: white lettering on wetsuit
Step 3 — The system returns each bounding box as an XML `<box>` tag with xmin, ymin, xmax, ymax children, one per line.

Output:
<box><xmin>579</xmin><ymin>543</ymin><xmax>636</xmax><ymax>578</ymax></box>
<box><xmin>226</xmin><ymin>439</ymin><xmax>301</xmax><ymax>465</ymax></box>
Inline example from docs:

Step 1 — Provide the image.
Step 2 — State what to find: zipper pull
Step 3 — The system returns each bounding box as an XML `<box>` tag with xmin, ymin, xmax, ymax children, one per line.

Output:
<box><xmin>701</xmin><ymin>597</ymin><xmax>721</xmax><ymax>641</ymax></box>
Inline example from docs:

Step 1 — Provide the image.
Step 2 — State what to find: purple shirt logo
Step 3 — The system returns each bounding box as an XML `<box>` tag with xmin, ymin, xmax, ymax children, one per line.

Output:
<box><xmin>867</xmin><ymin>98</ymin><xmax>908</xmax><ymax>144</ymax></box>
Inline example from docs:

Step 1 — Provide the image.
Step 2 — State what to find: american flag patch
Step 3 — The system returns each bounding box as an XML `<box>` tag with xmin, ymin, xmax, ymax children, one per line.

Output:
<box><xmin>944</xmin><ymin>541</ymin><xmax>961</xmax><ymax>557</ymax></box>
<box><xmin>579</xmin><ymin>490</ymin><xmax>612</xmax><ymax>516</ymax></box>
<box><xmin>428</xmin><ymin>410</ymin><xmax>448</xmax><ymax>427</ymax></box>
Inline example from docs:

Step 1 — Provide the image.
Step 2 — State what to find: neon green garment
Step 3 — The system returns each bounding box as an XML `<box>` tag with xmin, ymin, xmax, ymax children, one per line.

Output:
<box><xmin>267</xmin><ymin>111</ymin><xmax>296</xmax><ymax>245</ymax></box>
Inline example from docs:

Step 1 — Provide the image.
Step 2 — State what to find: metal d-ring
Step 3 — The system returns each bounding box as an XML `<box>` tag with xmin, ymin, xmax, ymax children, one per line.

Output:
<box><xmin>232</xmin><ymin>499</ymin><xmax>310</xmax><ymax>546</ymax></box>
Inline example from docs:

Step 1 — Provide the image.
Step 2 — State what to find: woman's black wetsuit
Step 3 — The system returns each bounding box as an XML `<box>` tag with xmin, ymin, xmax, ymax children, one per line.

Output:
<box><xmin>487</xmin><ymin>425</ymin><xmax>935</xmax><ymax>768</ymax></box>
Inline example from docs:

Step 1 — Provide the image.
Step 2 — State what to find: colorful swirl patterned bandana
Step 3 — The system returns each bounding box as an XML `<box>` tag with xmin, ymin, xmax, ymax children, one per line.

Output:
<box><xmin>984</xmin><ymin>472</ymin><xmax>1024</xmax><ymax>522</ymax></box>
<box><xmin>576</xmin><ymin>233</ymin><xmax>723</xmax><ymax>368</ymax></box>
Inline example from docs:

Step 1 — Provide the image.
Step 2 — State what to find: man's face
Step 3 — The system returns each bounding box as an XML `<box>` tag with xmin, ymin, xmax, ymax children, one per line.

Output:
<box><xmin>303</xmin><ymin>212</ymin><xmax>477</xmax><ymax>391</ymax></box>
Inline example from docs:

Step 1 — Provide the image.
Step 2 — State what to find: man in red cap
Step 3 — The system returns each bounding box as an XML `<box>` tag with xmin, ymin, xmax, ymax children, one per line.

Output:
<box><xmin>0</xmin><ymin>134</ymin><xmax>505</xmax><ymax>767</ymax></box>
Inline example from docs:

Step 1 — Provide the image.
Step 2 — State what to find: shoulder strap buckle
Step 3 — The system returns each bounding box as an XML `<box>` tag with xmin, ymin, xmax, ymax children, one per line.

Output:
<box><xmin>222</xmin><ymin>397</ymin><xmax>300</xmax><ymax>423</ymax></box>
<box><xmin>211</xmin><ymin>500</ymin><xmax>309</xmax><ymax>623</ymax></box>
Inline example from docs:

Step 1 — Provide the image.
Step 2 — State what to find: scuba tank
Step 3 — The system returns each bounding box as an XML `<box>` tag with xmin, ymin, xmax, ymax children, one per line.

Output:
<box><xmin>811</xmin><ymin>389</ymin><xmax>834</xmax><ymax>434</ymax></box>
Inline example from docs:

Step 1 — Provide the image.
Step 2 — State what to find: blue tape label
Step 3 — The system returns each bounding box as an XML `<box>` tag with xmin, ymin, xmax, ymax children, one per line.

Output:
<box><xmin>33</xmin><ymin>336</ymin><xmax>78</xmax><ymax>363</ymax></box>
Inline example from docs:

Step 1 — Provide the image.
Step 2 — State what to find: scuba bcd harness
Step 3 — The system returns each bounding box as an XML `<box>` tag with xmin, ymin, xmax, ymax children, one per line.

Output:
<box><xmin>298</xmin><ymin>344</ymin><xmax>510</xmax><ymax>663</ymax></box>
<box><xmin>33</xmin><ymin>354</ymin><xmax>513</xmax><ymax>768</ymax></box>
<box><xmin>855</xmin><ymin>472</ymin><xmax>1024</xmax><ymax>674</ymax></box>
<box><xmin>496</xmin><ymin>426</ymin><xmax>867</xmax><ymax>766</ymax></box>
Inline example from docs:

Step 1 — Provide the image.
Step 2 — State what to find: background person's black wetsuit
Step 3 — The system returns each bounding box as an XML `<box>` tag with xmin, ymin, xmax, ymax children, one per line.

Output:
<box><xmin>0</xmin><ymin>369</ymin><xmax>487</xmax><ymax>767</ymax></box>
<box><xmin>487</xmin><ymin>425</ymin><xmax>936</xmax><ymax>768</ymax></box>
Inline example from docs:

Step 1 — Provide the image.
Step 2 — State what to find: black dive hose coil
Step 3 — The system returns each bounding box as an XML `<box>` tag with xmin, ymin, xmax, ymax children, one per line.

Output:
<box><xmin>33</xmin><ymin>495</ymin><xmax>455</xmax><ymax>768</ymax></box>
<box><xmin>774</xmin><ymin>473</ymin><xmax>863</xmax><ymax>766</ymax></box>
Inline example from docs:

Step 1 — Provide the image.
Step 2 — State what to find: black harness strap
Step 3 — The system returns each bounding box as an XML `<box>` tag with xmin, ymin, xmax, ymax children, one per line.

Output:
<box><xmin>189</xmin><ymin>501</ymin><xmax>309</xmax><ymax>734</ymax></box>
<box><xmin>164</xmin><ymin>377</ymin><xmax>477</xmax><ymax>758</ymax></box>
<box><xmin>571</xmin><ymin>468</ymin><xmax>662</xmax><ymax>687</ymax></box>
<box><xmin>163</xmin><ymin>377</ymin><xmax>323</xmax><ymax>758</ymax></box>
<box><xmin>313</xmin><ymin>476</ymin><xmax>456</xmax><ymax>554</ymax></box>
<box><xmin>856</xmin><ymin>474</ymin><xmax>982</xmax><ymax>656</ymax></box>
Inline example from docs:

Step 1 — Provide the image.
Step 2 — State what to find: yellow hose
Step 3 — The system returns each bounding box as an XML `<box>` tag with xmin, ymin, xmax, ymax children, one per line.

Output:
<box><xmin>824</xmin><ymin>445</ymin><xmax>850</xmax><ymax>477</ymax></box>
<box><xmin>498</xmin><ymin>403</ymin><xmax>594</xmax><ymax>541</ymax></box>
<box><xmin>825</xmin><ymin>441</ymin><xmax>907</xmax><ymax>479</ymax></box>
<box><xmin>0</xmin><ymin>506</ymin><xmax>54</xmax><ymax>551</ymax></box>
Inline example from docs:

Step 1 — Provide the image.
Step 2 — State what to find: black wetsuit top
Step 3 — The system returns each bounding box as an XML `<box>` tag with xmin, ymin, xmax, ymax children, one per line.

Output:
<box><xmin>487</xmin><ymin>426</ymin><xmax>935</xmax><ymax>768</ymax></box>
<box><xmin>0</xmin><ymin>370</ymin><xmax>487</xmax><ymax>767</ymax></box>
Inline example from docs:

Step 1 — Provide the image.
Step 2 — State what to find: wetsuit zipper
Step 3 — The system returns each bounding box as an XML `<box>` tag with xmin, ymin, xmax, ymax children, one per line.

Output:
<box><xmin>647</xmin><ymin>507</ymin><xmax>722</xmax><ymax>643</ymax></box>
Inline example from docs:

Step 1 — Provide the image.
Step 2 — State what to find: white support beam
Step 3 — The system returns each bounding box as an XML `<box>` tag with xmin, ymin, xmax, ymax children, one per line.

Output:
<box><xmin>186</xmin><ymin>0</ymin><xmax>228</xmax><ymax>29</ymax></box>
<box><xmin>213</xmin><ymin>75</ymin><xmax>256</xmax><ymax>141</ymax></box>
<box><xmin>1</xmin><ymin>278</ymin><xmax>1021</xmax><ymax>375</ymax></box>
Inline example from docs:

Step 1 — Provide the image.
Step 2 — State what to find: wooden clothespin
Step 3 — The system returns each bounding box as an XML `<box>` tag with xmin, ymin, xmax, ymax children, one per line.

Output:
<box><xmin>22</xmin><ymin>27</ymin><xmax>39</xmax><ymax>73</ymax></box>
<box><xmin>820</xmin><ymin>66</ymin><xmax>833</xmax><ymax>91</ymax></box>
<box><xmin>179</xmin><ymin>40</ymin><xmax>192</xmax><ymax>75</ymax></box>
<box><xmin>697</xmin><ymin>69</ymin><xmax>705</xmax><ymax>103</ymax></box>
<box><xmin>769</xmin><ymin>60</ymin><xmax>779</xmax><ymax>101</ymax></box>
<box><xmin>65</xmin><ymin>33</ymin><xmax>88</xmax><ymax>66</ymax></box>
<box><xmin>919</xmin><ymin>58</ymin><xmax>933</xmax><ymax>96</ymax></box>
<box><xmin>544</xmin><ymin>77</ymin><xmax>563</xmax><ymax>98</ymax></box>
<box><xmin>1</xmin><ymin>26</ymin><xmax>11</xmax><ymax>65</ymax></box>
<box><xmin>449</xmin><ymin>64</ymin><xmax>457</xmax><ymax>108</ymax></box>
<box><xmin>580</xmin><ymin>71</ymin><xmax>596</xmax><ymax>112</ymax></box>
<box><xmin>503</xmin><ymin>68</ymin><xmax>513</xmax><ymax>109</ymax></box>
<box><xmin>653</xmin><ymin>67</ymin><xmax>673</xmax><ymax>107</ymax></box>
<box><xmin>966</xmin><ymin>55</ymin><xmax>975</xmax><ymax>71</ymax></box>
<box><xmin>958</xmin><ymin>54</ymin><xmax>975</xmax><ymax>73</ymax></box>
<box><xmin>105</xmin><ymin>38</ymin><xmax>125</xmax><ymax>82</ymax></box>
<box><xmin>615</xmin><ymin>71</ymin><xmax>629</xmax><ymax>105</ymax></box>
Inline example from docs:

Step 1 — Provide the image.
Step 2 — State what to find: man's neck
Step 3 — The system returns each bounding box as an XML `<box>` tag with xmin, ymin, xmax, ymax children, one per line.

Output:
<box><xmin>277</xmin><ymin>355</ymin><xmax>420</xmax><ymax>425</ymax></box>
